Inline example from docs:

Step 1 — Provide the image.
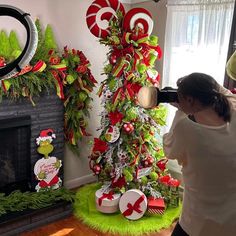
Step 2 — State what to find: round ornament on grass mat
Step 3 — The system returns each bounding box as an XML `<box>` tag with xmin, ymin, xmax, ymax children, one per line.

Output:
<box><xmin>119</xmin><ymin>189</ymin><xmax>147</xmax><ymax>220</ymax></box>
<box><xmin>95</xmin><ymin>188</ymin><xmax>121</xmax><ymax>213</ymax></box>
<box><xmin>74</xmin><ymin>183</ymin><xmax>182</xmax><ymax>236</ymax></box>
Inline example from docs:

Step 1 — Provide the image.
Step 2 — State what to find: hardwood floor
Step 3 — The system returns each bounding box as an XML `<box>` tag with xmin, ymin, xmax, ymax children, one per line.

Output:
<box><xmin>21</xmin><ymin>215</ymin><xmax>176</xmax><ymax>236</ymax></box>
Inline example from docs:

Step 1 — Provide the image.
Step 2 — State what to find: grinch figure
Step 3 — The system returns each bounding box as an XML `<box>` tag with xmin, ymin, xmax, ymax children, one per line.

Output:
<box><xmin>34</xmin><ymin>129</ymin><xmax>62</xmax><ymax>191</ymax></box>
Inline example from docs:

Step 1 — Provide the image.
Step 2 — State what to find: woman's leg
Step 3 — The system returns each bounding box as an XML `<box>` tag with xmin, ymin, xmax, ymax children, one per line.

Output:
<box><xmin>171</xmin><ymin>222</ymin><xmax>189</xmax><ymax>236</ymax></box>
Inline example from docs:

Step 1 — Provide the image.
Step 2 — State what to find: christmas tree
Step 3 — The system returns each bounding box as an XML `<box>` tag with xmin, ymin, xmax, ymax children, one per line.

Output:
<box><xmin>87</xmin><ymin>0</ymin><xmax>179</xmax><ymax>207</ymax></box>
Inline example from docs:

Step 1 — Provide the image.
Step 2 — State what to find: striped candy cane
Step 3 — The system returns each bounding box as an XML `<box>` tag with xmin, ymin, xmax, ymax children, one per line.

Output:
<box><xmin>86</xmin><ymin>0</ymin><xmax>125</xmax><ymax>38</ymax></box>
<box><xmin>123</xmin><ymin>8</ymin><xmax>154</xmax><ymax>35</ymax></box>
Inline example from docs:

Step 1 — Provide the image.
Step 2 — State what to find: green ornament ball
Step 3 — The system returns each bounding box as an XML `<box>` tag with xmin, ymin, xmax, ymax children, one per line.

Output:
<box><xmin>149</xmin><ymin>172</ymin><xmax>159</xmax><ymax>181</ymax></box>
<box><xmin>78</xmin><ymin>91</ymin><xmax>88</xmax><ymax>102</ymax></box>
<box><xmin>141</xmin><ymin>176</ymin><xmax>148</xmax><ymax>185</ymax></box>
<box><xmin>125</xmin><ymin>172</ymin><xmax>133</xmax><ymax>182</ymax></box>
<box><xmin>66</xmin><ymin>74</ymin><xmax>75</xmax><ymax>84</ymax></box>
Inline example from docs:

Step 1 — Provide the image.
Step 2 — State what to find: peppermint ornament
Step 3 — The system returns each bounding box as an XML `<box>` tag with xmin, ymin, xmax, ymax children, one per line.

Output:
<box><xmin>123</xmin><ymin>8</ymin><xmax>154</xmax><ymax>35</ymax></box>
<box><xmin>123</xmin><ymin>123</ymin><xmax>134</xmax><ymax>134</ymax></box>
<box><xmin>86</xmin><ymin>0</ymin><xmax>126</xmax><ymax>39</ymax></box>
<box><xmin>105</xmin><ymin>126</ymin><xmax>120</xmax><ymax>143</ymax></box>
<box><xmin>119</xmin><ymin>189</ymin><xmax>147</xmax><ymax>220</ymax></box>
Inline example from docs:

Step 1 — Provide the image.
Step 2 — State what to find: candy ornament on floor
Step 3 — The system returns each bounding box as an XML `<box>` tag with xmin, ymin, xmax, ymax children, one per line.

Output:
<box><xmin>34</xmin><ymin>129</ymin><xmax>62</xmax><ymax>191</ymax></box>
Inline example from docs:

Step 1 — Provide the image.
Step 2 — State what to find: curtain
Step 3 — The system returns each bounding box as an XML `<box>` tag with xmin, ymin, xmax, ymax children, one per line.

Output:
<box><xmin>224</xmin><ymin>1</ymin><xmax>236</xmax><ymax>89</ymax></box>
<box><xmin>163</xmin><ymin>0</ymin><xmax>234</xmax><ymax>88</ymax></box>
<box><xmin>162</xmin><ymin>0</ymin><xmax>234</xmax><ymax>130</ymax></box>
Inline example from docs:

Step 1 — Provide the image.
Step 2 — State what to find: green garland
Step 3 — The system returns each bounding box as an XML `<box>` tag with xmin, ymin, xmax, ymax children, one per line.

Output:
<box><xmin>0</xmin><ymin>187</ymin><xmax>75</xmax><ymax>217</ymax></box>
<box><xmin>0</xmin><ymin>19</ymin><xmax>97</xmax><ymax>155</ymax></box>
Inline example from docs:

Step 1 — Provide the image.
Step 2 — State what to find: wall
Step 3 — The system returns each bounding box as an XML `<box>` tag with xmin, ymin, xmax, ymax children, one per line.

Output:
<box><xmin>0</xmin><ymin>0</ymin><xmax>131</xmax><ymax>189</ymax></box>
<box><xmin>131</xmin><ymin>0</ymin><xmax>167</xmax><ymax>86</ymax></box>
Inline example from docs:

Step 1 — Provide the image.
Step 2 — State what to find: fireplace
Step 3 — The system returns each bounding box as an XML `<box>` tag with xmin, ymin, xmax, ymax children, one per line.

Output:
<box><xmin>0</xmin><ymin>92</ymin><xmax>65</xmax><ymax>193</ymax></box>
<box><xmin>0</xmin><ymin>92</ymin><xmax>72</xmax><ymax>236</ymax></box>
<box><xmin>0</xmin><ymin>116</ymin><xmax>31</xmax><ymax>194</ymax></box>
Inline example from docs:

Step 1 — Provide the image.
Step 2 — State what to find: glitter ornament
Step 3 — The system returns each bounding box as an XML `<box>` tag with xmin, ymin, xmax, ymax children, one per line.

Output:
<box><xmin>123</xmin><ymin>123</ymin><xmax>134</xmax><ymax>133</ymax></box>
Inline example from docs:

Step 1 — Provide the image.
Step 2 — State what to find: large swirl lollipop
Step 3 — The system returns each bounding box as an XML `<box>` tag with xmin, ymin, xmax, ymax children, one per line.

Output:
<box><xmin>86</xmin><ymin>0</ymin><xmax>125</xmax><ymax>39</ymax></box>
<box><xmin>123</xmin><ymin>8</ymin><xmax>154</xmax><ymax>35</ymax></box>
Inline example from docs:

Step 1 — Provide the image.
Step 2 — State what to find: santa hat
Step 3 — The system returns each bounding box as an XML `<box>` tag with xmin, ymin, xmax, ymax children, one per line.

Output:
<box><xmin>36</xmin><ymin>129</ymin><xmax>56</xmax><ymax>145</ymax></box>
<box><xmin>226</xmin><ymin>50</ymin><xmax>236</xmax><ymax>81</ymax></box>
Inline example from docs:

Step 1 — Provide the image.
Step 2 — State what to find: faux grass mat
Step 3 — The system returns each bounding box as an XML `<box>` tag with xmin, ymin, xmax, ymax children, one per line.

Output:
<box><xmin>74</xmin><ymin>183</ymin><xmax>182</xmax><ymax>235</ymax></box>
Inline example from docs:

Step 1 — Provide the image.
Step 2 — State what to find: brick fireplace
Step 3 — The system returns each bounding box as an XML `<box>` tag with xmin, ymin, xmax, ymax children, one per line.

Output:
<box><xmin>0</xmin><ymin>92</ymin><xmax>64</xmax><ymax>192</ymax></box>
<box><xmin>0</xmin><ymin>92</ymin><xmax>72</xmax><ymax>236</ymax></box>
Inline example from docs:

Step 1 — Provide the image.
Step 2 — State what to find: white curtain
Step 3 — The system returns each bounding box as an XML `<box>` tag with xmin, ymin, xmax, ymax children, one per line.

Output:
<box><xmin>162</xmin><ymin>0</ymin><xmax>234</xmax><ymax>172</ymax></box>
<box><xmin>163</xmin><ymin>0</ymin><xmax>234</xmax><ymax>87</ymax></box>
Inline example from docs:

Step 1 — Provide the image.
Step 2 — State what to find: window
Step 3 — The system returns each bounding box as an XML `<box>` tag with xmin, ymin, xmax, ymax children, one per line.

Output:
<box><xmin>162</xmin><ymin>0</ymin><xmax>234</xmax><ymax>172</ymax></box>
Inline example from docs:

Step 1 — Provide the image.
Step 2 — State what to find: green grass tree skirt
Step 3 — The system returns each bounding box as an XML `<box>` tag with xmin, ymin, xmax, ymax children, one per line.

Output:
<box><xmin>74</xmin><ymin>183</ymin><xmax>182</xmax><ymax>235</ymax></box>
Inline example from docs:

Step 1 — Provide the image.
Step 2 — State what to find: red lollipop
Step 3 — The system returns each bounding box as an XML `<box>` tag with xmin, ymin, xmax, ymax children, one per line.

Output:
<box><xmin>123</xmin><ymin>8</ymin><xmax>154</xmax><ymax>35</ymax></box>
<box><xmin>86</xmin><ymin>0</ymin><xmax>126</xmax><ymax>38</ymax></box>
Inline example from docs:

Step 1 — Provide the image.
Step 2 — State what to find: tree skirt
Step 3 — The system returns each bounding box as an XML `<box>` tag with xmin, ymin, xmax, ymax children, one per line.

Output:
<box><xmin>74</xmin><ymin>183</ymin><xmax>182</xmax><ymax>236</ymax></box>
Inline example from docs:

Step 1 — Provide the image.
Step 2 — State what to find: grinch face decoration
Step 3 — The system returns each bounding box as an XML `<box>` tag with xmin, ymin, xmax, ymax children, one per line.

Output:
<box><xmin>34</xmin><ymin>129</ymin><xmax>62</xmax><ymax>191</ymax></box>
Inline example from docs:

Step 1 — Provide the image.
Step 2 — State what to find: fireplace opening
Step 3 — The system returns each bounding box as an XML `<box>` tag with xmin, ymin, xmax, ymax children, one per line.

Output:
<box><xmin>0</xmin><ymin>116</ymin><xmax>31</xmax><ymax>194</ymax></box>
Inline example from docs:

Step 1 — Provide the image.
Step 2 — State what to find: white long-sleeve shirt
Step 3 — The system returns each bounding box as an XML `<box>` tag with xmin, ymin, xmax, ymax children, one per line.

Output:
<box><xmin>163</xmin><ymin>87</ymin><xmax>236</xmax><ymax>236</ymax></box>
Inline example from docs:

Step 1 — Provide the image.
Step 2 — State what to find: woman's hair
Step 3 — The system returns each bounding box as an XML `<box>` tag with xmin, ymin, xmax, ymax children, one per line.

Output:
<box><xmin>177</xmin><ymin>72</ymin><xmax>231</xmax><ymax>122</ymax></box>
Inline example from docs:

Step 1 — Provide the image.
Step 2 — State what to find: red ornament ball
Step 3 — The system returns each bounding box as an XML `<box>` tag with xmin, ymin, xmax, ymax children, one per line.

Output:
<box><xmin>123</xmin><ymin>123</ymin><xmax>134</xmax><ymax>133</ymax></box>
<box><xmin>143</xmin><ymin>156</ymin><xmax>154</xmax><ymax>167</ymax></box>
<box><xmin>109</xmin><ymin>54</ymin><xmax>117</xmax><ymax>65</ymax></box>
<box><xmin>93</xmin><ymin>164</ymin><xmax>101</xmax><ymax>175</ymax></box>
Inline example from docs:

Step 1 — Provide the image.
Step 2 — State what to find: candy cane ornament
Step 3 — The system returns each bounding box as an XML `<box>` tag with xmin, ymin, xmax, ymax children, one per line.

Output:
<box><xmin>86</xmin><ymin>0</ymin><xmax>126</xmax><ymax>39</ymax></box>
<box><xmin>123</xmin><ymin>8</ymin><xmax>154</xmax><ymax>35</ymax></box>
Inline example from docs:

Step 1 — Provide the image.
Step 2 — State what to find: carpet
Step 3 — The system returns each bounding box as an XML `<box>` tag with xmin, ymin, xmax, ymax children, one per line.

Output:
<box><xmin>74</xmin><ymin>183</ymin><xmax>182</xmax><ymax>235</ymax></box>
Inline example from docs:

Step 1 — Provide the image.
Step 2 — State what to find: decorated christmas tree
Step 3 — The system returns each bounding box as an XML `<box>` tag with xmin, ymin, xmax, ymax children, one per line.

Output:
<box><xmin>87</xmin><ymin>0</ymin><xmax>180</xmax><ymax>218</ymax></box>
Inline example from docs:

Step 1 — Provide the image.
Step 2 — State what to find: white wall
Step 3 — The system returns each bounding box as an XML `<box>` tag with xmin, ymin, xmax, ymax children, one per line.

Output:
<box><xmin>0</xmin><ymin>0</ymin><xmax>132</xmax><ymax>189</ymax></box>
<box><xmin>0</xmin><ymin>0</ymin><xmax>175</xmax><ymax>189</ymax></box>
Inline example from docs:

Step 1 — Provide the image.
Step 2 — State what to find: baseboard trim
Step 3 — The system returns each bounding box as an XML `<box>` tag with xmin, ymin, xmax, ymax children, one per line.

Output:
<box><xmin>64</xmin><ymin>174</ymin><xmax>97</xmax><ymax>189</ymax></box>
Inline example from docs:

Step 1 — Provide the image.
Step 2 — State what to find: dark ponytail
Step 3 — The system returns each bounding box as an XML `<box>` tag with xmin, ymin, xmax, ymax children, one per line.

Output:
<box><xmin>212</xmin><ymin>92</ymin><xmax>231</xmax><ymax>122</ymax></box>
<box><xmin>178</xmin><ymin>73</ymin><xmax>231</xmax><ymax>122</ymax></box>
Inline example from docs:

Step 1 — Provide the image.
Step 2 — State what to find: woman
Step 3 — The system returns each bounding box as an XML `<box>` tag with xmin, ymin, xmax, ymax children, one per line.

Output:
<box><xmin>138</xmin><ymin>72</ymin><xmax>236</xmax><ymax>236</ymax></box>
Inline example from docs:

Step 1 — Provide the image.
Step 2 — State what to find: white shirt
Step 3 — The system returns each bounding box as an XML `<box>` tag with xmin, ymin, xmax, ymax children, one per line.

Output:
<box><xmin>163</xmin><ymin>89</ymin><xmax>236</xmax><ymax>236</ymax></box>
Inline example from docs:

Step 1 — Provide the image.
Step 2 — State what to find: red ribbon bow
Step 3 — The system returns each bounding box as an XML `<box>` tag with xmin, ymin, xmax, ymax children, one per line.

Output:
<box><xmin>98</xmin><ymin>191</ymin><xmax>114</xmax><ymax>206</ymax></box>
<box><xmin>122</xmin><ymin>195</ymin><xmax>145</xmax><ymax>217</ymax></box>
<box><xmin>39</xmin><ymin>175</ymin><xmax>59</xmax><ymax>188</ymax></box>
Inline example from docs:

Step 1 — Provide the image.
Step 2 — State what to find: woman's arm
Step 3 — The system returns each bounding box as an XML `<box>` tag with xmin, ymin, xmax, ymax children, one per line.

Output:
<box><xmin>163</xmin><ymin>110</ymin><xmax>187</xmax><ymax>166</ymax></box>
